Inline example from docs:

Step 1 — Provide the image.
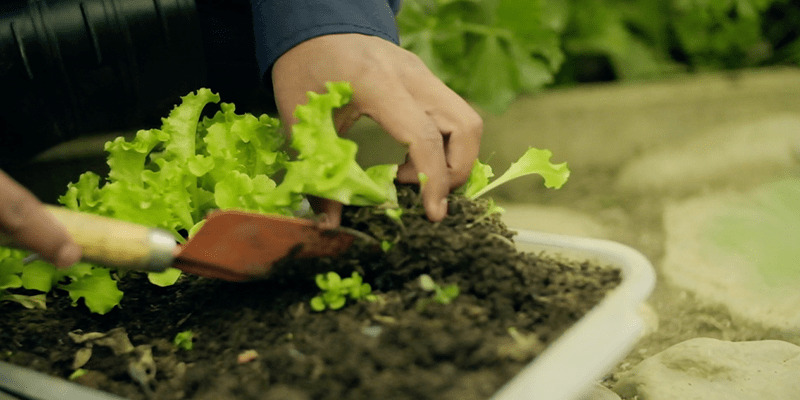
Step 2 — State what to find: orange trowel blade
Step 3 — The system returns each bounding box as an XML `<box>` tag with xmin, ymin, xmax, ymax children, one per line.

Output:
<box><xmin>173</xmin><ymin>210</ymin><xmax>355</xmax><ymax>281</ymax></box>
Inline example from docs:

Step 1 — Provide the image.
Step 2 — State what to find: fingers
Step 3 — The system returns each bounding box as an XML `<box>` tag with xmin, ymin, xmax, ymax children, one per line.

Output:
<box><xmin>271</xmin><ymin>34</ymin><xmax>483</xmax><ymax>222</ymax></box>
<box><xmin>0</xmin><ymin>171</ymin><xmax>81</xmax><ymax>267</ymax></box>
<box><xmin>333</xmin><ymin>104</ymin><xmax>361</xmax><ymax>135</ymax></box>
<box><xmin>307</xmin><ymin>196</ymin><xmax>344</xmax><ymax>229</ymax></box>
<box><xmin>356</xmin><ymin>80</ymin><xmax>449</xmax><ymax>221</ymax></box>
<box><xmin>403</xmin><ymin>66</ymin><xmax>483</xmax><ymax>188</ymax></box>
<box><xmin>435</xmin><ymin>100</ymin><xmax>483</xmax><ymax>188</ymax></box>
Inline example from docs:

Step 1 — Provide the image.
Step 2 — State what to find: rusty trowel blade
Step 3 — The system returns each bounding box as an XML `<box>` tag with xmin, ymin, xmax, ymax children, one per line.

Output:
<box><xmin>174</xmin><ymin>210</ymin><xmax>355</xmax><ymax>281</ymax></box>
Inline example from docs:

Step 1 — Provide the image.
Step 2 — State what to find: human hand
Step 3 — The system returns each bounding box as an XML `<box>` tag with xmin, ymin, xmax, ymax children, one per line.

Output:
<box><xmin>271</xmin><ymin>33</ymin><xmax>483</xmax><ymax>226</ymax></box>
<box><xmin>0</xmin><ymin>170</ymin><xmax>82</xmax><ymax>267</ymax></box>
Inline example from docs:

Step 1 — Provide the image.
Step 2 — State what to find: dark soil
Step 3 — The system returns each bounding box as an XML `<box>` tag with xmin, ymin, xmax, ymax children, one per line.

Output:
<box><xmin>0</xmin><ymin>186</ymin><xmax>621</xmax><ymax>400</ymax></box>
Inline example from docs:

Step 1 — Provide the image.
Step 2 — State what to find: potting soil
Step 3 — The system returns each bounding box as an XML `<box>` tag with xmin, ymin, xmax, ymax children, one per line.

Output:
<box><xmin>0</xmin><ymin>186</ymin><xmax>620</xmax><ymax>400</ymax></box>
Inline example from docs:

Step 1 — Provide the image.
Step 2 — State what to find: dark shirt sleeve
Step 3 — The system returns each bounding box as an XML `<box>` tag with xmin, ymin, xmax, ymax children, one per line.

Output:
<box><xmin>251</xmin><ymin>0</ymin><xmax>402</xmax><ymax>80</ymax></box>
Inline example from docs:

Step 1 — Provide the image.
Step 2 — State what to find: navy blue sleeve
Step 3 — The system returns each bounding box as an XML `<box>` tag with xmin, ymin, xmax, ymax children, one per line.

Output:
<box><xmin>251</xmin><ymin>0</ymin><xmax>402</xmax><ymax>79</ymax></box>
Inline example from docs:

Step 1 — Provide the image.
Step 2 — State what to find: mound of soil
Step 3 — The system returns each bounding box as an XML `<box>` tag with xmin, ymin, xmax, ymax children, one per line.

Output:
<box><xmin>0</xmin><ymin>186</ymin><xmax>620</xmax><ymax>400</ymax></box>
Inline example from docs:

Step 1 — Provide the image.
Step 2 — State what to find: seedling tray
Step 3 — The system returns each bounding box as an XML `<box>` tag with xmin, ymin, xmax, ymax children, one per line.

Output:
<box><xmin>492</xmin><ymin>229</ymin><xmax>656</xmax><ymax>400</ymax></box>
<box><xmin>0</xmin><ymin>230</ymin><xmax>654</xmax><ymax>400</ymax></box>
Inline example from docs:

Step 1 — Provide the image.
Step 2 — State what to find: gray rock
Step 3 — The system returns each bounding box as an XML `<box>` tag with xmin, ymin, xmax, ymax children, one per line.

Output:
<box><xmin>577</xmin><ymin>383</ymin><xmax>621</xmax><ymax>400</ymax></box>
<box><xmin>660</xmin><ymin>180</ymin><xmax>800</xmax><ymax>331</ymax></box>
<box><xmin>615</xmin><ymin>116</ymin><xmax>800</xmax><ymax>195</ymax></box>
<box><xmin>614</xmin><ymin>338</ymin><xmax>800</xmax><ymax>400</ymax></box>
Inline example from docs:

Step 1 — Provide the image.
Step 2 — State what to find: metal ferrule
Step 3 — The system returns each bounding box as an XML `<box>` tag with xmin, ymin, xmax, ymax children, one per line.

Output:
<box><xmin>146</xmin><ymin>229</ymin><xmax>178</xmax><ymax>272</ymax></box>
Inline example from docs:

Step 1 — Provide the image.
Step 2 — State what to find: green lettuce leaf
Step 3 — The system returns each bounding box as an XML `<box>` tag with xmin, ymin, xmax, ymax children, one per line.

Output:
<box><xmin>0</xmin><ymin>250</ymin><xmax>123</xmax><ymax>315</ymax></box>
<box><xmin>20</xmin><ymin>261</ymin><xmax>59</xmax><ymax>292</ymax></box>
<box><xmin>147</xmin><ymin>268</ymin><xmax>183</xmax><ymax>287</ymax></box>
<box><xmin>0</xmin><ymin>249</ymin><xmax>24</xmax><ymax>290</ymax></box>
<box><xmin>460</xmin><ymin>161</ymin><xmax>495</xmax><ymax>199</ymax></box>
<box><xmin>278</xmin><ymin>81</ymin><xmax>398</xmax><ymax>207</ymax></box>
<box><xmin>60</xmin><ymin>267</ymin><xmax>124</xmax><ymax>315</ymax></box>
<box><xmin>465</xmin><ymin>147</ymin><xmax>570</xmax><ymax>199</ymax></box>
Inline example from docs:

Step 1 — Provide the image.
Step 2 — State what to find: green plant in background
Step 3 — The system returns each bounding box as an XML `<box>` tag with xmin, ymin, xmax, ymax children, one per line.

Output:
<box><xmin>0</xmin><ymin>248</ymin><xmax>122</xmax><ymax>314</ymax></box>
<box><xmin>398</xmin><ymin>0</ymin><xmax>800</xmax><ymax>110</ymax></box>
<box><xmin>669</xmin><ymin>0</ymin><xmax>778</xmax><ymax>69</ymax></box>
<box><xmin>397</xmin><ymin>0</ymin><xmax>566</xmax><ymax>113</ymax></box>
<box><xmin>173</xmin><ymin>330</ymin><xmax>195</xmax><ymax>351</ymax></box>
<box><xmin>557</xmin><ymin>0</ymin><xmax>681</xmax><ymax>81</ymax></box>
<box><xmin>566</xmin><ymin>0</ymin><xmax>786</xmax><ymax>75</ymax></box>
<box><xmin>310</xmin><ymin>271</ymin><xmax>377</xmax><ymax>311</ymax></box>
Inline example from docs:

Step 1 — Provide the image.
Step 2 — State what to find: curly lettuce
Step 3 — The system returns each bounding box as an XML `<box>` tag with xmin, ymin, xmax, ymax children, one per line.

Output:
<box><xmin>278</xmin><ymin>81</ymin><xmax>398</xmax><ymax>207</ymax></box>
<box><xmin>2</xmin><ymin>82</ymin><xmax>398</xmax><ymax>314</ymax></box>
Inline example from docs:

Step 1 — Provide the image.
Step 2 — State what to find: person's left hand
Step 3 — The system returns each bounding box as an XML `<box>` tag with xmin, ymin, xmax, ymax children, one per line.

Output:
<box><xmin>0</xmin><ymin>170</ymin><xmax>82</xmax><ymax>267</ymax></box>
<box><xmin>271</xmin><ymin>33</ymin><xmax>483</xmax><ymax>227</ymax></box>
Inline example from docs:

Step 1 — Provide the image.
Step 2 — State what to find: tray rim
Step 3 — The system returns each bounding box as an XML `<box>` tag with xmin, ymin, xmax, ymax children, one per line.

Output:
<box><xmin>491</xmin><ymin>229</ymin><xmax>657</xmax><ymax>400</ymax></box>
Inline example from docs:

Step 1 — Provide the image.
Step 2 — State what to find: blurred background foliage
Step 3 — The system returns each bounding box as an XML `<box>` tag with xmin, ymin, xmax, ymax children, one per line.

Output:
<box><xmin>397</xmin><ymin>0</ymin><xmax>800</xmax><ymax>113</ymax></box>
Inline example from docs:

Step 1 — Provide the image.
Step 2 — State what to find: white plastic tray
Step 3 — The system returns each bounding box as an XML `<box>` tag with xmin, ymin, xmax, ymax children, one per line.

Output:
<box><xmin>0</xmin><ymin>230</ymin><xmax>655</xmax><ymax>400</ymax></box>
<box><xmin>491</xmin><ymin>230</ymin><xmax>656</xmax><ymax>400</ymax></box>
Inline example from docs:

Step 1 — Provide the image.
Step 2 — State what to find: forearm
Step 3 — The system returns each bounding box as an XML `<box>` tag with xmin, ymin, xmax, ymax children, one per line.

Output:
<box><xmin>251</xmin><ymin>0</ymin><xmax>401</xmax><ymax>80</ymax></box>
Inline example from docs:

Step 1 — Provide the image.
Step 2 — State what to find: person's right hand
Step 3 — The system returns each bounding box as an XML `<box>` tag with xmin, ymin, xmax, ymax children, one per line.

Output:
<box><xmin>0</xmin><ymin>170</ymin><xmax>82</xmax><ymax>267</ymax></box>
<box><xmin>271</xmin><ymin>33</ymin><xmax>483</xmax><ymax>227</ymax></box>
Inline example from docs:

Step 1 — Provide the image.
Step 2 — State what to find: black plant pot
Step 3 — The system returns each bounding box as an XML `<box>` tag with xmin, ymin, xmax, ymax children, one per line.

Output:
<box><xmin>0</xmin><ymin>0</ymin><xmax>268</xmax><ymax>168</ymax></box>
<box><xmin>0</xmin><ymin>0</ymin><xmax>205</xmax><ymax>167</ymax></box>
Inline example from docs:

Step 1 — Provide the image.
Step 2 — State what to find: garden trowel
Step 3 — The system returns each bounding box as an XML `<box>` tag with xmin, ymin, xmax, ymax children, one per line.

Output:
<box><xmin>9</xmin><ymin>206</ymin><xmax>356</xmax><ymax>282</ymax></box>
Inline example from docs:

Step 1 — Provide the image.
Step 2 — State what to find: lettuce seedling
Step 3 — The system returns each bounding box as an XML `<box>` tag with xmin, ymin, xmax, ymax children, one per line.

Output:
<box><xmin>419</xmin><ymin>274</ymin><xmax>459</xmax><ymax>305</ymax></box>
<box><xmin>173</xmin><ymin>330</ymin><xmax>195</xmax><ymax>351</ymax></box>
<box><xmin>460</xmin><ymin>147</ymin><xmax>570</xmax><ymax>200</ymax></box>
<box><xmin>310</xmin><ymin>271</ymin><xmax>376</xmax><ymax>312</ymax></box>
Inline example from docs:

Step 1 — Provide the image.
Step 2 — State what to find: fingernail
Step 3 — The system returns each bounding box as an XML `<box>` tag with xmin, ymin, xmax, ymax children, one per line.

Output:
<box><xmin>317</xmin><ymin>213</ymin><xmax>340</xmax><ymax>230</ymax></box>
<box><xmin>428</xmin><ymin>198</ymin><xmax>447</xmax><ymax>221</ymax></box>
<box><xmin>55</xmin><ymin>243</ymin><xmax>82</xmax><ymax>268</ymax></box>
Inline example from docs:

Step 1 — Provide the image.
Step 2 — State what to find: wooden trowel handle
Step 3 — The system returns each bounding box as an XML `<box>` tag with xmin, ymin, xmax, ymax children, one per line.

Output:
<box><xmin>2</xmin><ymin>206</ymin><xmax>176</xmax><ymax>271</ymax></box>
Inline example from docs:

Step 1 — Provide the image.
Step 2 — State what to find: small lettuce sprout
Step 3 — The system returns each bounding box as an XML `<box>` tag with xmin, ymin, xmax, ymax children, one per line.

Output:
<box><xmin>384</xmin><ymin>208</ymin><xmax>403</xmax><ymax>221</ymax></box>
<box><xmin>419</xmin><ymin>274</ymin><xmax>460</xmax><ymax>305</ymax></box>
<box><xmin>384</xmin><ymin>207</ymin><xmax>405</xmax><ymax>232</ymax></box>
<box><xmin>69</xmin><ymin>368</ymin><xmax>88</xmax><ymax>381</ymax></box>
<box><xmin>173</xmin><ymin>330</ymin><xmax>195</xmax><ymax>351</ymax></box>
<box><xmin>310</xmin><ymin>271</ymin><xmax>376</xmax><ymax>311</ymax></box>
